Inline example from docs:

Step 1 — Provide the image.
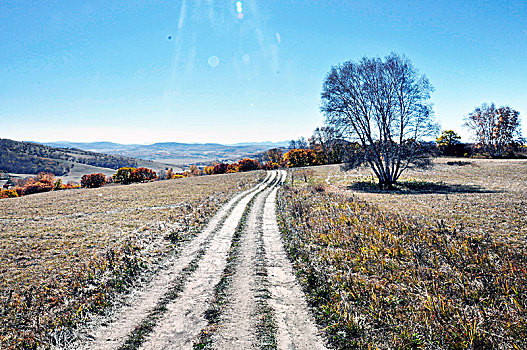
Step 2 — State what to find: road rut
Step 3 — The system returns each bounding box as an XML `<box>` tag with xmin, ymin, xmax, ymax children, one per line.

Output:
<box><xmin>75</xmin><ymin>170</ymin><xmax>326</xmax><ymax>350</ymax></box>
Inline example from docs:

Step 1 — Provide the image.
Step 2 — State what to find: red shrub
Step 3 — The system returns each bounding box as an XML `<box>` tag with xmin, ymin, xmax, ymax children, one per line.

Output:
<box><xmin>23</xmin><ymin>179</ymin><xmax>54</xmax><ymax>195</ymax></box>
<box><xmin>129</xmin><ymin>167</ymin><xmax>157</xmax><ymax>183</ymax></box>
<box><xmin>213</xmin><ymin>163</ymin><xmax>229</xmax><ymax>174</ymax></box>
<box><xmin>237</xmin><ymin>158</ymin><xmax>261</xmax><ymax>172</ymax></box>
<box><xmin>81</xmin><ymin>173</ymin><xmax>107</xmax><ymax>188</ymax></box>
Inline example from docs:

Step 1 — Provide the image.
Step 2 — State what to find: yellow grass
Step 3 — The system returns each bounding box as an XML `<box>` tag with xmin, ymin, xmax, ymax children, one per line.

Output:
<box><xmin>278</xmin><ymin>159</ymin><xmax>527</xmax><ymax>349</ymax></box>
<box><xmin>0</xmin><ymin>172</ymin><xmax>263</xmax><ymax>349</ymax></box>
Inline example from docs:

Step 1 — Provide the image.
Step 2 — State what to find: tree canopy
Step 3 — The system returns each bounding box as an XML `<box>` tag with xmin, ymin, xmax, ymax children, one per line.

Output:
<box><xmin>464</xmin><ymin>103</ymin><xmax>523</xmax><ymax>157</ymax></box>
<box><xmin>321</xmin><ymin>53</ymin><xmax>437</xmax><ymax>189</ymax></box>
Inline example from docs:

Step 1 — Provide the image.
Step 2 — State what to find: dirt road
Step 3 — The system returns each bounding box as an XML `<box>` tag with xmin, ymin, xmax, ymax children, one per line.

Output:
<box><xmin>76</xmin><ymin>170</ymin><xmax>326</xmax><ymax>350</ymax></box>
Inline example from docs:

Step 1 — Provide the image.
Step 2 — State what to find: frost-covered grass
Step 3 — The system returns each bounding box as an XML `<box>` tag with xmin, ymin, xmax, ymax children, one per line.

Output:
<box><xmin>0</xmin><ymin>172</ymin><xmax>263</xmax><ymax>350</ymax></box>
<box><xmin>278</xmin><ymin>160</ymin><xmax>527</xmax><ymax>349</ymax></box>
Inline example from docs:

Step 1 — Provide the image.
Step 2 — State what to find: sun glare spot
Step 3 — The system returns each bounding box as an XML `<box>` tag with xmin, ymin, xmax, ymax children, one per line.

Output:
<box><xmin>236</xmin><ymin>1</ymin><xmax>243</xmax><ymax>19</ymax></box>
<box><xmin>208</xmin><ymin>56</ymin><xmax>220</xmax><ymax>67</ymax></box>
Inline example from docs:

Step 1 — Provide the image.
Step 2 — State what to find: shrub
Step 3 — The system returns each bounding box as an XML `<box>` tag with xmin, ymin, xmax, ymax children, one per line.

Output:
<box><xmin>53</xmin><ymin>179</ymin><xmax>63</xmax><ymax>190</ymax></box>
<box><xmin>113</xmin><ymin>167</ymin><xmax>136</xmax><ymax>184</ymax></box>
<box><xmin>237</xmin><ymin>158</ymin><xmax>261</xmax><ymax>172</ymax></box>
<box><xmin>188</xmin><ymin>165</ymin><xmax>201</xmax><ymax>177</ymax></box>
<box><xmin>13</xmin><ymin>187</ymin><xmax>24</xmax><ymax>196</ymax></box>
<box><xmin>263</xmin><ymin>148</ymin><xmax>284</xmax><ymax>163</ymax></box>
<box><xmin>0</xmin><ymin>189</ymin><xmax>19</xmax><ymax>199</ymax></box>
<box><xmin>226</xmin><ymin>163</ymin><xmax>239</xmax><ymax>173</ymax></box>
<box><xmin>62</xmin><ymin>182</ymin><xmax>80</xmax><ymax>189</ymax></box>
<box><xmin>203</xmin><ymin>166</ymin><xmax>215</xmax><ymax>175</ymax></box>
<box><xmin>283</xmin><ymin>149</ymin><xmax>317</xmax><ymax>167</ymax></box>
<box><xmin>81</xmin><ymin>173</ymin><xmax>107</xmax><ymax>188</ymax></box>
<box><xmin>213</xmin><ymin>163</ymin><xmax>229</xmax><ymax>174</ymax></box>
<box><xmin>37</xmin><ymin>172</ymin><xmax>56</xmax><ymax>182</ymax></box>
<box><xmin>23</xmin><ymin>179</ymin><xmax>54</xmax><ymax>195</ymax></box>
<box><xmin>262</xmin><ymin>161</ymin><xmax>279</xmax><ymax>170</ymax></box>
<box><xmin>129</xmin><ymin>167</ymin><xmax>157</xmax><ymax>183</ymax></box>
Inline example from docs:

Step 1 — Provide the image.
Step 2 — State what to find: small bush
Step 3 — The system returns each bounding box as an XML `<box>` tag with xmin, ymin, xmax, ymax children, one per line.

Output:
<box><xmin>0</xmin><ymin>189</ymin><xmax>19</xmax><ymax>199</ymax></box>
<box><xmin>62</xmin><ymin>182</ymin><xmax>80</xmax><ymax>189</ymax></box>
<box><xmin>283</xmin><ymin>149</ymin><xmax>317</xmax><ymax>167</ymax></box>
<box><xmin>226</xmin><ymin>163</ymin><xmax>239</xmax><ymax>173</ymax></box>
<box><xmin>237</xmin><ymin>158</ymin><xmax>261</xmax><ymax>172</ymax></box>
<box><xmin>13</xmin><ymin>187</ymin><xmax>24</xmax><ymax>196</ymax></box>
<box><xmin>81</xmin><ymin>173</ymin><xmax>107</xmax><ymax>188</ymax></box>
<box><xmin>130</xmin><ymin>167</ymin><xmax>157</xmax><ymax>183</ymax></box>
<box><xmin>262</xmin><ymin>161</ymin><xmax>279</xmax><ymax>170</ymax></box>
<box><xmin>213</xmin><ymin>163</ymin><xmax>229</xmax><ymax>174</ymax></box>
<box><xmin>53</xmin><ymin>179</ymin><xmax>63</xmax><ymax>190</ymax></box>
<box><xmin>23</xmin><ymin>179</ymin><xmax>54</xmax><ymax>195</ymax></box>
<box><xmin>113</xmin><ymin>167</ymin><xmax>136</xmax><ymax>184</ymax></box>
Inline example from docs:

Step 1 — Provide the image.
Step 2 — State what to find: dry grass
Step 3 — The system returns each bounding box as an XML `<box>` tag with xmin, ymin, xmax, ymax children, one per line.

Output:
<box><xmin>319</xmin><ymin>158</ymin><xmax>527</xmax><ymax>243</ymax></box>
<box><xmin>277</xmin><ymin>159</ymin><xmax>527</xmax><ymax>349</ymax></box>
<box><xmin>0</xmin><ymin>172</ymin><xmax>263</xmax><ymax>349</ymax></box>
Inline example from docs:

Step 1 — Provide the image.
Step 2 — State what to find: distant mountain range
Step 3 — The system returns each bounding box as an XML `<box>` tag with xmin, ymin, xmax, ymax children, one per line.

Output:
<box><xmin>42</xmin><ymin>141</ymin><xmax>289</xmax><ymax>165</ymax></box>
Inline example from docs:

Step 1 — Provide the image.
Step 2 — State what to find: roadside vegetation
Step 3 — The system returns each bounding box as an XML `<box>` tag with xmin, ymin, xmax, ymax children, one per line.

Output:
<box><xmin>277</xmin><ymin>159</ymin><xmax>527</xmax><ymax>349</ymax></box>
<box><xmin>0</xmin><ymin>171</ymin><xmax>263</xmax><ymax>349</ymax></box>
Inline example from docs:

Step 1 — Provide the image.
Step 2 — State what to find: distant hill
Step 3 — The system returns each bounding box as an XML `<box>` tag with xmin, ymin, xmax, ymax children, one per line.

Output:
<box><xmin>227</xmin><ymin>141</ymin><xmax>290</xmax><ymax>147</ymax></box>
<box><xmin>0</xmin><ymin>138</ymin><xmax>140</xmax><ymax>177</ymax></box>
<box><xmin>43</xmin><ymin>141</ymin><xmax>289</xmax><ymax>165</ymax></box>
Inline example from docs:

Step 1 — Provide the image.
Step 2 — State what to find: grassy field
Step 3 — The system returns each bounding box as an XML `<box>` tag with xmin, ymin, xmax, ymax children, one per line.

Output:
<box><xmin>0</xmin><ymin>172</ymin><xmax>263</xmax><ymax>349</ymax></box>
<box><xmin>278</xmin><ymin>158</ymin><xmax>527</xmax><ymax>349</ymax></box>
<box><xmin>319</xmin><ymin>158</ymin><xmax>527</xmax><ymax>243</ymax></box>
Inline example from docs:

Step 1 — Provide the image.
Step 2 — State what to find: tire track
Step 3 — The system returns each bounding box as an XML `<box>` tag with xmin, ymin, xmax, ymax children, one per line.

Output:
<box><xmin>75</xmin><ymin>171</ymin><xmax>274</xmax><ymax>350</ymax></box>
<box><xmin>196</xmin><ymin>170</ymin><xmax>326</xmax><ymax>350</ymax></box>
<box><xmin>262</xmin><ymin>170</ymin><xmax>327</xmax><ymax>350</ymax></box>
<box><xmin>138</xmin><ymin>171</ymin><xmax>280</xmax><ymax>349</ymax></box>
<box><xmin>206</xmin><ymin>172</ymin><xmax>281</xmax><ymax>350</ymax></box>
<box><xmin>76</xmin><ymin>169</ymin><xmax>326</xmax><ymax>350</ymax></box>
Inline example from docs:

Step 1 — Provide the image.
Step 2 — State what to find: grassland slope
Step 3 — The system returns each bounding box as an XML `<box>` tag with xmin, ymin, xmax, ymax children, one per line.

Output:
<box><xmin>0</xmin><ymin>171</ymin><xmax>263</xmax><ymax>349</ymax></box>
<box><xmin>278</xmin><ymin>159</ymin><xmax>527</xmax><ymax>349</ymax></box>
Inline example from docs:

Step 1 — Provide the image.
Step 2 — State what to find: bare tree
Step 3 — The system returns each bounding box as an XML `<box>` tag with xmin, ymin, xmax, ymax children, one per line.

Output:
<box><xmin>321</xmin><ymin>53</ymin><xmax>438</xmax><ymax>189</ymax></box>
<box><xmin>464</xmin><ymin>103</ymin><xmax>523</xmax><ymax>157</ymax></box>
<box><xmin>289</xmin><ymin>137</ymin><xmax>308</xmax><ymax>150</ymax></box>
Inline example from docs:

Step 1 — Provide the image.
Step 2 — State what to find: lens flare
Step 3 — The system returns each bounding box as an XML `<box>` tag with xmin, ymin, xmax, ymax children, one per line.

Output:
<box><xmin>236</xmin><ymin>1</ymin><xmax>243</xmax><ymax>19</ymax></box>
<box><xmin>208</xmin><ymin>56</ymin><xmax>220</xmax><ymax>67</ymax></box>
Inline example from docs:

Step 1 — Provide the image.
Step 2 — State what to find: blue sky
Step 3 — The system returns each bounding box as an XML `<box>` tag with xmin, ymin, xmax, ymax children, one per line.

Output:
<box><xmin>1</xmin><ymin>0</ymin><xmax>526</xmax><ymax>144</ymax></box>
